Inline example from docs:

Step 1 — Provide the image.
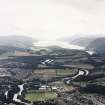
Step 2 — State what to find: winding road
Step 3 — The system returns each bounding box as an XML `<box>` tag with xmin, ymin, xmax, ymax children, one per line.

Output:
<box><xmin>65</xmin><ymin>69</ymin><xmax>89</xmax><ymax>84</ymax></box>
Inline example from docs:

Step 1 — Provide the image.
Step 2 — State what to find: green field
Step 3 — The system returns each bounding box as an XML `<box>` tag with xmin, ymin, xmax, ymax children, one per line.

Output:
<box><xmin>25</xmin><ymin>91</ymin><xmax>57</xmax><ymax>102</ymax></box>
<box><xmin>56</xmin><ymin>69</ymin><xmax>75</xmax><ymax>76</ymax></box>
<box><xmin>34</xmin><ymin>68</ymin><xmax>76</xmax><ymax>77</ymax></box>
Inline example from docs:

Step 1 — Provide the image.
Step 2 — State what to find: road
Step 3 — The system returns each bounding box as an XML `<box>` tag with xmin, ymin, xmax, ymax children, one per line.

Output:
<box><xmin>65</xmin><ymin>69</ymin><xmax>89</xmax><ymax>84</ymax></box>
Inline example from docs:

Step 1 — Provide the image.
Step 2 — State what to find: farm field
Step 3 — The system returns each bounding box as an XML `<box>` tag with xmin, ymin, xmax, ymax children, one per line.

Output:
<box><xmin>33</xmin><ymin>69</ymin><xmax>77</xmax><ymax>81</ymax></box>
<box><xmin>25</xmin><ymin>81</ymin><xmax>74</xmax><ymax>102</ymax></box>
<box><xmin>25</xmin><ymin>91</ymin><xmax>57</xmax><ymax>102</ymax></box>
<box><xmin>34</xmin><ymin>69</ymin><xmax>77</xmax><ymax>77</ymax></box>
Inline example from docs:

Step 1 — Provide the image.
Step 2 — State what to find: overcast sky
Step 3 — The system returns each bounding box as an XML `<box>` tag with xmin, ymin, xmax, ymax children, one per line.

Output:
<box><xmin>0</xmin><ymin>0</ymin><xmax>105</xmax><ymax>40</ymax></box>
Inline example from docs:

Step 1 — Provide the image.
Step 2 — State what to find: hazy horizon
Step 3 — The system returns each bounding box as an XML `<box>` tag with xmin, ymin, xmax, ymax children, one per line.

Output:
<box><xmin>0</xmin><ymin>0</ymin><xmax>105</xmax><ymax>40</ymax></box>
<box><xmin>0</xmin><ymin>34</ymin><xmax>104</xmax><ymax>40</ymax></box>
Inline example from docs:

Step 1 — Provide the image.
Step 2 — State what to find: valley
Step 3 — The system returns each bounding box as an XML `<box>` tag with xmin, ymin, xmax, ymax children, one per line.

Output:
<box><xmin>0</xmin><ymin>46</ymin><xmax>105</xmax><ymax>105</ymax></box>
<box><xmin>0</xmin><ymin>0</ymin><xmax>105</xmax><ymax>104</ymax></box>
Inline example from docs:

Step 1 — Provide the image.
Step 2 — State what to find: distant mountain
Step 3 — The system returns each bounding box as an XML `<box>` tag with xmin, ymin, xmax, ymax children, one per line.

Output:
<box><xmin>0</xmin><ymin>45</ymin><xmax>26</xmax><ymax>51</ymax></box>
<box><xmin>0</xmin><ymin>35</ymin><xmax>37</xmax><ymax>49</ymax></box>
<box><xmin>58</xmin><ymin>36</ymin><xmax>97</xmax><ymax>47</ymax></box>
<box><xmin>32</xmin><ymin>45</ymin><xmax>64</xmax><ymax>55</ymax></box>
<box><xmin>0</xmin><ymin>45</ymin><xmax>28</xmax><ymax>57</ymax></box>
<box><xmin>86</xmin><ymin>37</ymin><xmax>105</xmax><ymax>54</ymax></box>
<box><xmin>70</xmin><ymin>37</ymin><xmax>97</xmax><ymax>47</ymax></box>
<box><xmin>46</xmin><ymin>45</ymin><xmax>63</xmax><ymax>50</ymax></box>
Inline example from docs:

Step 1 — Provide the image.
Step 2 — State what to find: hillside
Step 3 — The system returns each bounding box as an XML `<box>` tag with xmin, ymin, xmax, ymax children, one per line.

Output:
<box><xmin>58</xmin><ymin>37</ymin><xmax>96</xmax><ymax>47</ymax></box>
<box><xmin>0</xmin><ymin>35</ymin><xmax>37</xmax><ymax>49</ymax></box>
<box><xmin>71</xmin><ymin>37</ymin><xmax>96</xmax><ymax>47</ymax></box>
<box><xmin>87</xmin><ymin>37</ymin><xmax>105</xmax><ymax>54</ymax></box>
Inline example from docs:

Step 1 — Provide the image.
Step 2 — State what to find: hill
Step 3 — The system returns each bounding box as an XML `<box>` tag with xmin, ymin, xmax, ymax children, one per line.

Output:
<box><xmin>58</xmin><ymin>36</ymin><xmax>96</xmax><ymax>47</ymax></box>
<box><xmin>70</xmin><ymin>37</ymin><xmax>96</xmax><ymax>47</ymax></box>
<box><xmin>86</xmin><ymin>37</ymin><xmax>105</xmax><ymax>54</ymax></box>
<box><xmin>0</xmin><ymin>35</ymin><xmax>37</xmax><ymax>49</ymax></box>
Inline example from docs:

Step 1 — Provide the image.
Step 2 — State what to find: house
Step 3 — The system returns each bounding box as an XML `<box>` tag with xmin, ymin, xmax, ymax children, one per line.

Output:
<box><xmin>39</xmin><ymin>85</ymin><xmax>49</xmax><ymax>91</ymax></box>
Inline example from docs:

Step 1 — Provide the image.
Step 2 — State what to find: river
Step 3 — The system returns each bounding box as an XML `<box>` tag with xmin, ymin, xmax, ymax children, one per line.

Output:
<box><xmin>5</xmin><ymin>84</ymin><xmax>31</xmax><ymax>105</ymax></box>
<box><xmin>13</xmin><ymin>84</ymin><xmax>31</xmax><ymax>105</ymax></box>
<box><xmin>13</xmin><ymin>84</ymin><xmax>24</xmax><ymax>103</ymax></box>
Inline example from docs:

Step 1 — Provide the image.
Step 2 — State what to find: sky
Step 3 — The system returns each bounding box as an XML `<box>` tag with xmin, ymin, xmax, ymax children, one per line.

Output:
<box><xmin>0</xmin><ymin>0</ymin><xmax>105</xmax><ymax>40</ymax></box>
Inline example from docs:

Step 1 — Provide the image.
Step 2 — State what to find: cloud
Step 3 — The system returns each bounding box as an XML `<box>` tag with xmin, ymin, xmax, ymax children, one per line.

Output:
<box><xmin>0</xmin><ymin>0</ymin><xmax>105</xmax><ymax>40</ymax></box>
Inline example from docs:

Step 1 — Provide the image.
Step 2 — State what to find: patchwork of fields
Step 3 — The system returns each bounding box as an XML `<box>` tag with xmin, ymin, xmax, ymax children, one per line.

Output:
<box><xmin>25</xmin><ymin>91</ymin><xmax>57</xmax><ymax>102</ymax></box>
